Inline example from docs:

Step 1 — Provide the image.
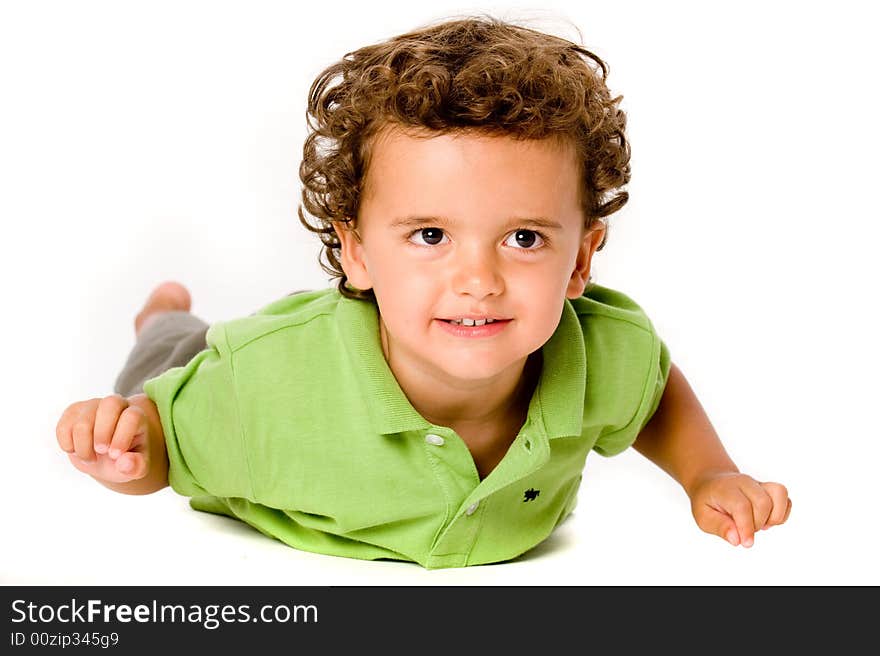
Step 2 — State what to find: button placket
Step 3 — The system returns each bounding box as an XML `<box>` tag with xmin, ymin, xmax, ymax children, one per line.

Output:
<box><xmin>424</xmin><ymin>428</ymin><xmax>482</xmax><ymax>488</ymax></box>
<box><xmin>423</xmin><ymin>429</ymin><xmax>480</xmax><ymax>519</ymax></box>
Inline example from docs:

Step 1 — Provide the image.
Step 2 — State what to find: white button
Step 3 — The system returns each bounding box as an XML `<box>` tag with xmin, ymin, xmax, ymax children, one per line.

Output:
<box><xmin>425</xmin><ymin>433</ymin><xmax>445</xmax><ymax>446</ymax></box>
<box><xmin>466</xmin><ymin>502</ymin><xmax>479</xmax><ymax>515</ymax></box>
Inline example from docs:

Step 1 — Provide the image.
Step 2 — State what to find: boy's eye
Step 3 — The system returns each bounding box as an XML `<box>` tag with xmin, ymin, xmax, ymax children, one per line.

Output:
<box><xmin>407</xmin><ymin>228</ymin><xmax>547</xmax><ymax>251</ymax></box>
<box><xmin>409</xmin><ymin>227</ymin><xmax>448</xmax><ymax>246</ymax></box>
<box><xmin>504</xmin><ymin>229</ymin><xmax>545</xmax><ymax>250</ymax></box>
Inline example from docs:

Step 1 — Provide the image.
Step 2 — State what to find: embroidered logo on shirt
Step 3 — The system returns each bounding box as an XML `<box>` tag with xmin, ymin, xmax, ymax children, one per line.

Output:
<box><xmin>523</xmin><ymin>488</ymin><xmax>540</xmax><ymax>502</ymax></box>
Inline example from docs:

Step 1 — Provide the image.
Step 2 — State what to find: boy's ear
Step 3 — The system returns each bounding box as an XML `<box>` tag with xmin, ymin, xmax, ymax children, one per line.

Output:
<box><xmin>332</xmin><ymin>220</ymin><xmax>374</xmax><ymax>291</ymax></box>
<box><xmin>566</xmin><ymin>222</ymin><xmax>606</xmax><ymax>299</ymax></box>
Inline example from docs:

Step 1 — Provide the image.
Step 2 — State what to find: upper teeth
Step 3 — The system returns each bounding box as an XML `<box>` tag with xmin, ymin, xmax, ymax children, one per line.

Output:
<box><xmin>450</xmin><ymin>318</ymin><xmax>496</xmax><ymax>326</ymax></box>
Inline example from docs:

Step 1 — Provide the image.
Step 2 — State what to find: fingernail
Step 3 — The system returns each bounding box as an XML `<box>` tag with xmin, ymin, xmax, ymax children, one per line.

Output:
<box><xmin>109</xmin><ymin>448</ymin><xmax>120</xmax><ymax>459</ymax></box>
<box><xmin>726</xmin><ymin>530</ymin><xmax>738</xmax><ymax>545</ymax></box>
<box><xmin>118</xmin><ymin>460</ymin><xmax>132</xmax><ymax>474</ymax></box>
<box><xmin>743</xmin><ymin>536</ymin><xmax>754</xmax><ymax>547</ymax></box>
<box><xmin>94</xmin><ymin>444</ymin><xmax>108</xmax><ymax>454</ymax></box>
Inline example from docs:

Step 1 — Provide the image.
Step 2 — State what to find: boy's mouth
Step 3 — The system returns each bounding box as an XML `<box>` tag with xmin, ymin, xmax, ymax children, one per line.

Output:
<box><xmin>438</xmin><ymin>318</ymin><xmax>511</xmax><ymax>326</ymax></box>
<box><xmin>440</xmin><ymin>317</ymin><xmax>510</xmax><ymax>326</ymax></box>
<box><xmin>435</xmin><ymin>317</ymin><xmax>512</xmax><ymax>338</ymax></box>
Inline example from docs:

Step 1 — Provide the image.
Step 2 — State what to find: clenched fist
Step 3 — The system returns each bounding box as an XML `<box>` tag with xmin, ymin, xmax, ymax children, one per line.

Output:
<box><xmin>688</xmin><ymin>472</ymin><xmax>792</xmax><ymax>548</ymax></box>
<box><xmin>56</xmin><ymin>393</ymin><xmax>168</xmax><ymax>493</ymax></box>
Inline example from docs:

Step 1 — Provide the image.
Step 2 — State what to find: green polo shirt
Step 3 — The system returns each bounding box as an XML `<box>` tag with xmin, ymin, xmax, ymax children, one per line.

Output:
<box><xmin>143</xmin><ymin>284</ymin><xmax>670</xmax><ymax>569</ymax></box>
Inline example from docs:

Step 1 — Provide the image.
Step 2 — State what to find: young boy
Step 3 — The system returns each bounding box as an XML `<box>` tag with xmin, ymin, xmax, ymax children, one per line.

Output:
<box><xmin>56</xmin><ymin>16</ymin><xmax>790</xmax><ymax>569</ymax></box>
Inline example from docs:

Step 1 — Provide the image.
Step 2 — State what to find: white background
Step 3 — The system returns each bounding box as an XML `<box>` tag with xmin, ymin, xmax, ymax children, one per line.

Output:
<box><xmin>2</xmin><ymin>0</ymin><xmax>877</xmax><ymax>585</ymax></box>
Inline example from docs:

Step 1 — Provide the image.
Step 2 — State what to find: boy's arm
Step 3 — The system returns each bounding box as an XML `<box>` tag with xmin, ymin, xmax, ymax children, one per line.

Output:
<box><xmin>631</xmin><ymin>362</ymin><xmax>738</xmax><ymax>495</ymax></box>
<box><xmin>631</xmin><ymin>362</ymin><xmax>791</xmax><ymax>547</ymax></box>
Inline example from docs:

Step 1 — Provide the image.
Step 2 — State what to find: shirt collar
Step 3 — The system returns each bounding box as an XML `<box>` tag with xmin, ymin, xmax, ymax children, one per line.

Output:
<box><xmin>337</xmin><ymin>294</ymin><xmax>586</xmax><ymax>439</ymax></box>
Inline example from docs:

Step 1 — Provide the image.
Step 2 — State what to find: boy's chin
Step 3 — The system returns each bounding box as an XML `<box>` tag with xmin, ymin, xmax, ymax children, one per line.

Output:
<box><xmin>432</xmin><ymin>356</ymin><xmax>520</xmax><ymax>382</ymax></box>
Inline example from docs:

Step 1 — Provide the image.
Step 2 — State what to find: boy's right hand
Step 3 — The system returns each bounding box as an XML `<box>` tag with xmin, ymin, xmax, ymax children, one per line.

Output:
<box><xmin>56</xmin><ymin>394</ymin><xmax>152</xmax><ymax>484</ymax></box>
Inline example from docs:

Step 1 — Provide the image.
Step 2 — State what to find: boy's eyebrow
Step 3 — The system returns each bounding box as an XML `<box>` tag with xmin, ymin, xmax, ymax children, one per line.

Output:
<box><xmin>388</xmin><ymin>215</ymin><xmax>565</xmax><ymax>231</ymax></box>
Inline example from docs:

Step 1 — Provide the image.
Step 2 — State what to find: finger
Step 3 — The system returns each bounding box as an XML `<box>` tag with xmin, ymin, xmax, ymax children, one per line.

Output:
<box><xmin>56</xmin><ymin>403</ymin><xmax>79</xmax><ymax>453</ymax></box>
<box><xmin>68</xmin><ymin>448</ymin><xmax>140</xmax><ymax>484</ymax></box>
<box><xmin>727</xmin><ymin>491</ymin><xmax>758</xmax><ymax>547</ymax></box>
<box><xmin>114</xmin><ymin>451</ymin><xmax>147</xmax><ymax>480</ymax></box>
<box><xmin>108</xmin><ymin>405</ymin><xmax>147</xmax><ymax>459</ymax></box>
<box><xmin>742</xmin><ymin>481</ymin><xmax>775</xmax><ymax>531</ymax></box>
<box><xmin>93</xmin><ymin>394</ymin><xmax>129</xmax><ymax>455</ymax></box>
<box><xmin>56</xmin><ymin>399</ymin><xmax>97</xmax><ymax>453</ymax></box>
<box><xmin>760</xmin><ymin>482</ymin><xmax>791</xmax><ymax>527</ymax></box>
<box><xmin>695</xmin><ymin>505</ymin><xmax>742</xmax><ymax>546</ymax></box>
<box><xmin>71</xmin><ymin>405</ymin><xmax>100</xmax><ymax>462</ymax></box>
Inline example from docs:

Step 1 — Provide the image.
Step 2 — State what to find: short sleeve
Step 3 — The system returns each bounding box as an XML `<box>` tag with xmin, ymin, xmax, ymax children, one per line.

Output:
<box><xmin>142</xmin><ymin>322</ymin><xmax>253</xmax><ymax>500</ymax></box>
<box><xmin>592</xmin><ymin>337</ymin><xmax>672</xmax><ymax>457</ymax></box>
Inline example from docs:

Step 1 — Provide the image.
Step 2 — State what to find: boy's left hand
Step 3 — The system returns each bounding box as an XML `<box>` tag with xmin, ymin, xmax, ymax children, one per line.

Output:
<box><xmin>687</xmin><ymin>472</ymin><xmax>791</xmax><ymax>547</ymax></box>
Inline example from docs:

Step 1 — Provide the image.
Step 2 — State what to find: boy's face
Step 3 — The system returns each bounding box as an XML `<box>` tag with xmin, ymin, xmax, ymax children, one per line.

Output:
<box><xmin>333</xmin><ymin>126</ymin><xmax>605</xmax><ymax>385</ymax></box>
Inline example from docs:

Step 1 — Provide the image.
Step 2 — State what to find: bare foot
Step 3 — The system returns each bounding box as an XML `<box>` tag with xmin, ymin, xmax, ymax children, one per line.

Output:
<box><xmin>134</xmin><ymin>281</ymin><xmax>192</xmax><ymax>336</ymax></box>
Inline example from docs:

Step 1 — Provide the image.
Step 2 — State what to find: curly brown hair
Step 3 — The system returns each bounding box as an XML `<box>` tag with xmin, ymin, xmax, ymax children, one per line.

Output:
<box><xmin>298</xmin><ymin>14</ymin><xmax>631</xmax><ymax>301</ymax></box>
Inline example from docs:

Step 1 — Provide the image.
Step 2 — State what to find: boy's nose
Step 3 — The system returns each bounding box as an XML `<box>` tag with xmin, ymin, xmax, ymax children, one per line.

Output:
<box><xmin>450</xmin><ymin>250</ymin><xmax>504</xmax><ymax>298</ymax></box>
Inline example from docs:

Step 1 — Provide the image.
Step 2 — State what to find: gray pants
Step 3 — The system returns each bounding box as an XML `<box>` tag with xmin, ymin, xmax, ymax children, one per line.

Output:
<box><xmin>113</xmin><ymin>289</ymin><xmax>313</xmax><ymax>398</ymax></box>
<box><xmin>113</xmin><ymin>311</ymin><xmax>210</xmax><ymax>398</ymax></box>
